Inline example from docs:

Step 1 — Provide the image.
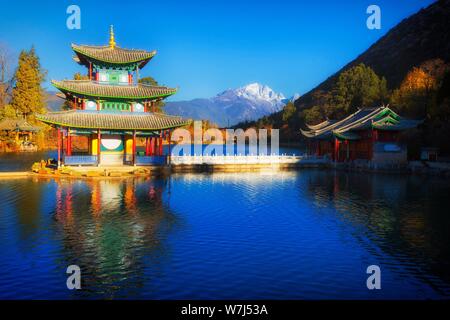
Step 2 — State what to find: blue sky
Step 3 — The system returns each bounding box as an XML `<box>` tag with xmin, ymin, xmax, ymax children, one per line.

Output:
<box><xmin>0</xmin><ymin>0</ymin><xmax>435</xmax><ymax>100</ymax></box>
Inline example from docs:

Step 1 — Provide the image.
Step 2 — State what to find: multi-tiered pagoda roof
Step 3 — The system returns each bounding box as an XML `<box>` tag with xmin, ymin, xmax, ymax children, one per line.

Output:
<box><xmin>52</xmin><ymin>80</ymin><xmax>177</xmax><ymax>100</ymax></box>
<box><xmin>72</xmin><ymin>44</ymin><xmax>156</xmax><ymax>69</ymax></box>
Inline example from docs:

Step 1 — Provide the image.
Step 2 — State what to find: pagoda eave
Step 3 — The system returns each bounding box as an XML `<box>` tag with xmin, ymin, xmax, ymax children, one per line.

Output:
<box><xmin>37</xmin><ymin>110</ymin><xmax>191</xmax><ymax>131</ymax></box>
<box><xmin>72</xmin><ymin>44</ymin><xmax>156</xmax><ymax>69</ymax></box>
<box><xmin>52</xmin><ymin>80</ymin><xmax>177</xmax><ymax>101</ymax></box>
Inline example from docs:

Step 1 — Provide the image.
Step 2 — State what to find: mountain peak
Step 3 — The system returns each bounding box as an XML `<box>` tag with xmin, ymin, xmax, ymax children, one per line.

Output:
<box><xmin>234</xmin><ymin>82</ymin><xmax>286</xmax><ymax>102</ymax></box>
<box><xmin>165</xmin><ymin>83</ymin><xmax>289</xmax><ymax>127</ymax></box>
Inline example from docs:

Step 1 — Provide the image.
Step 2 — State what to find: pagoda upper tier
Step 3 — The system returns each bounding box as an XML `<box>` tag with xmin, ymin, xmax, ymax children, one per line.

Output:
<box><xmin>72</xmin><ymin>26</ymin><xmax>156</xmax><ymax>70</ymax></box>
<box><xmin>52</xmin><ymin>26</ymin><xmax>178</xmax><ymax>105</ymax></box>
<box><xmin>72</xmin><ymin>44</ymin><xmax>156</xmax><ymax>69</ymax></box>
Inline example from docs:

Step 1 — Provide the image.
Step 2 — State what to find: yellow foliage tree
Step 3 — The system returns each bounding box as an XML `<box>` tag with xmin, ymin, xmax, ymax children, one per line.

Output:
<box><xmin>10</xmin><ymin>47</ymin><xmax>46</xmax><ymax>120</ymax></box>
<box><xmin>391</xmin><ymin>66</ymin><xmax>435</xmax><ymax>118</ymax></box>
<box><xmin>399</xmin><ymin>67</ymin><xmax>435</xmax><ymax>92</ymax></box>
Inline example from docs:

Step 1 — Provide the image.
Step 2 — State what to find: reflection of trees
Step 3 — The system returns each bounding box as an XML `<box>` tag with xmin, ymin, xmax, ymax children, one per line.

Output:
<box><xmin>0</xmin><ymin>177</ymin><xmax>51</xmax><ymax>243</ymax></box>
<box><xmin>53</xmin><ymin>177</ymin><xmax>179</xmax><ymax>298</ymax></box>
<box><xmin>303</xmin><ymin>170</ymin><xmax>450</xmax><ymax>290</ymax></box>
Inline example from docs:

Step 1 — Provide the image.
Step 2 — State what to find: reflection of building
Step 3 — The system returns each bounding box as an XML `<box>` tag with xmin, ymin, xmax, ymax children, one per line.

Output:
<box><xmin>53</xmin><ymin>178</ymin><xmax>176</xmax><ymax>298</ymax></box>
<box><xmin>301</xmin><ymin>106</ymin><xmax>421</xmax><ymax>164</ymax></box>
<box><xmin>37</xmin><ymin>26</ymin><xmax>189</xmax><ymax>167</ymax></box>
<box><xmin>0</xmin><ymin>118</ymin><xmax>40</xmax><ymax>151</ymax></box>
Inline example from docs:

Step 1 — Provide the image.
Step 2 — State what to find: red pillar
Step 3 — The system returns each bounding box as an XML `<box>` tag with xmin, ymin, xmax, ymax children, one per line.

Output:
<box><xmin>132</xmin><ymin>131</ymin><xmax>137</xmax><ymax>165</ymax></box>
<box><xmin>145</xmin><ymin>137</ymin><xmax>149</xmax><ymax>156</ymax></box>
<box><xmin>334</xmin><ymin>138</ymin><xmax>339</xmax><ymax>162</ymax></box>
<box><xmin>151</xmin><ymin>137</ymin><xmax>155</xmax><ymax>156</ymax></box>
<box><xmin>154</xmin><ymin>136</ymin><xmax>158</xmax><ymax>156</ymax></box>
<box><xmin>168</xmin><ymin>130</ymin><xmax>172</xmax><ymax>166</ymax></box>
<box><xmin>97</xmin><ymin>130</ymin><xmax>101</xmax><ymax>166</ymax></box>
<box><xmin>65</xmin><ymin>131</ymin><xmax>68</xmax><ymax>156</ymax></box>
<box><xmin>89</xmin><ymin>62</ymin><xmax>92</xmax><ymax>80</ymax></box>
<box><xmin>159</xmin><ymin>133</ymin><xmax>163</xmax><ymax>156</ymax></box>
<box><xmin>96</xmin><ymin>101</ymin><xmax>100</xmax><ymax>111</ymax></box>
<box><xmin>370</xmin><ymin>129</ymin><xmax>377</xmax><ymax>160</ymax></box>
<box><xmin>67</xmin><ymin>131</ymin><xmax>72</xmax><ymax>156</ymax></box>
<box><xmin>57</xmin><ymin>128</ymin><xmax>62</xmax><ymax>167</ymax></box>
<box><xmin>149</xmin><ymin>137</ymin><xmax>152</xmax><ymax>155</ymax></box>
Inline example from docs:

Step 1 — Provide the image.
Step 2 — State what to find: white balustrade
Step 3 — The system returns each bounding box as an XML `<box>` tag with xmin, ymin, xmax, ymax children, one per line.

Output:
<box><xmin>170</xmin><ymin>154</ymin><xmax>307</xmax><ymax>165</ymax></box>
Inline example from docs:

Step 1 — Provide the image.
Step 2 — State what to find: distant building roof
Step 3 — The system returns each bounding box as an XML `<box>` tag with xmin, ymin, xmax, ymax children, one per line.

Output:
<box><xmin>52</xmin><ymin>80</ymin><xmax>177</xmax><ymax>100</ymax></box>
<box><xmin>0</xmin><ymin>119</ymin><xmax>40</xmax><ymax>132</ymax></box>
<box><xmin>301</xmin><ymin>106</ymin><xmax>422</xmax><ymax>140</ymax></box>
<box><xmin>36</xmin><ymin>110</ymin><xmax>190</xmax><ymax>130</ymax></box>
<box><xmin>72</xmin><ymin>44</ymin><xmax>156</xmax><ymax>69</ymax></box>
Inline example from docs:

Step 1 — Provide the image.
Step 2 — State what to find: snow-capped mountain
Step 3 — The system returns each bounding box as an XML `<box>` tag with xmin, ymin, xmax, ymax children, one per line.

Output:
<box><xmin>165</xmin><ymin>83</ymin><xmax>289</xmax><ymax>127</ymax></box>
<box><xmin>234</xmin><ymin>83</ymin><xmax>286</xmax><ymax>105</ymax></box>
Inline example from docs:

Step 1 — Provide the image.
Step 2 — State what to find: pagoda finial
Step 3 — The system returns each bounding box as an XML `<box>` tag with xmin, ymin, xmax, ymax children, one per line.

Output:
<box><xmin>109</xmin><ymin>25</ymin><xmax>116</xmax><ymax>49</ymax></box>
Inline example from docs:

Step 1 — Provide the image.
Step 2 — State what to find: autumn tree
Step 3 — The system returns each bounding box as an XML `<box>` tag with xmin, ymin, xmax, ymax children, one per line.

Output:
<box><xmin>74</xmin><ymin>72</ymin><xmax>89</xmax><ymax>80</ymax></box>
<box><xmin>390</xmin><ymin>67</ymin><xmax>433</xmax><ymax>119</ymax></box>
<box><xmin>389</xmin><ymin>59</ymin><xmax>450</xmax><ymax>156</ymax></box>
<box><xmin>10</xmin><ymin>47</ymin><xmax>46</xmax><ymax>120</ymax></box>
<box><xmin>390</xmin><ymin>59</ymin><xmax>449</xmax><ymax>119</ymax></box>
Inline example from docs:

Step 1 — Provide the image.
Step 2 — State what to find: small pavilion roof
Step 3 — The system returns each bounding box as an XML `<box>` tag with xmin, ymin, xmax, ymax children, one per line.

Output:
<box><xmin>52</xmin><ymin>80</ymin><xmax>177</xmax><ymax>100</ymax></box>
<box><xmin>301</xmin><ymin>106</ymin><xmax>422</xmax><ymax>140</ymax></box>
<box><xmin>0</xmin><ymin>118</ymin><xmax>40</xmax><ymax>132</ymax></box>
<box><xmin>72</xmin><ymin>44</ymin><xmax>156</xmax><ymax>69</ymax></box>
<box><xmin>36</xmin><ymin>110</ymin><xmax>191</xmax><ymax>131</ymax></box>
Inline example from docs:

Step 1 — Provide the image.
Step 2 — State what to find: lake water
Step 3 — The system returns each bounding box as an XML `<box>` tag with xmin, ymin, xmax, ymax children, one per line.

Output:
<box><xmin>0</xmin><ymin>170</ymin><xmax>449</xmax><ymax>299</ymax></box>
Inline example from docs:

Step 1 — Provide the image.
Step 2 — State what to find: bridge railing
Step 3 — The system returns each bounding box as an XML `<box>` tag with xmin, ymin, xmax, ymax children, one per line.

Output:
<box><xmin>170</xmin><ymin>154</ymin><xmax>306</xmax><ymax>165</ymax></box>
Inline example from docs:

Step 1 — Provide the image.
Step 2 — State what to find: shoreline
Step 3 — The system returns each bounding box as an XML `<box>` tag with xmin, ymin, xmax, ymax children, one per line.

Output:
<box><xmin>1</xmin><ymin>160</ymin><xmax>450</xmax><ymax>180</ymax></box>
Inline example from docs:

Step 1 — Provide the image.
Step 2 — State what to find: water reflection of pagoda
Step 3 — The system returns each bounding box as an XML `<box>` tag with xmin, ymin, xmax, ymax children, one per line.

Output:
<box><xmin>54</xmin><ymin>178</ymin><xmax>178</xmax><ymax>298</ymax></box>
<box><xmin>38</xmin><ymin>26</ymin><xmax>189</xmax><ymax>167</ymax></box>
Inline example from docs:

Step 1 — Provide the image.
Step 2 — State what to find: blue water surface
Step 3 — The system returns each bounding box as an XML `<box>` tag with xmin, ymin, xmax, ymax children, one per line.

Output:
<box><xmin>0</xmin><ymin>170</ymin><xmax>449</xmax><ymax>299</ymax></box>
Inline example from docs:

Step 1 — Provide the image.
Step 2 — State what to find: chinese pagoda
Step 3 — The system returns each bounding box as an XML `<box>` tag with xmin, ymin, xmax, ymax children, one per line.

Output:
<box><xmin>37</xmin><ymin>26</ymin><xmax>189</xmax><ymax>166</ymax></box>
<box><xmin>301</xmin><ymin>106</ymin><xmax>422</xmax><ymax>164</ymax></box>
